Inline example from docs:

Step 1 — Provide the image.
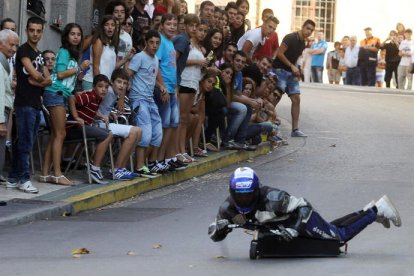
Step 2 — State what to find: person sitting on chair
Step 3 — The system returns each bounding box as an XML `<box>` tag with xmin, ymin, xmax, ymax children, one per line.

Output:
<box><xmin>208</xmin><ymin>167</ymin><xmax>402</xmax><ymax>243</ymax></box>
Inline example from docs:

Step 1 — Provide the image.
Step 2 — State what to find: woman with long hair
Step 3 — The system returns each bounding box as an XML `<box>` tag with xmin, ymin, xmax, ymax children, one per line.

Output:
<box><xmin>202</xmin><ymin>28</ymin><xmax>224</xmax><ymax>66</ymax></box>
<box><xmin>82</xmin><ymin>15</ymin><xmax>131</xmax><ymax>90</ymax></box>
<box><xmin>176</xmin><ymin>19</ymin><xmax>209</xmax><ymax>162</ymax></box>
<box><xmin>41</xmin><ymin>23</ymin><xmax>90</xmax><ymax>185</ymax></box>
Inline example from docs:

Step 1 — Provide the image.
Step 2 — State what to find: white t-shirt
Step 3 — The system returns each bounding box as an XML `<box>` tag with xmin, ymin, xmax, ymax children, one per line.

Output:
<box><xmin>398</xmin><ymin>39</ymin><xmax>414</xmax><ymax>66</ymax></box>
<box><xmin>180</xmin><ymin>45</ymin><xmax>205</xmax><ymax>91</ymax></box>
<box><xmin>237</xmin><ymin>27</ymin><xmax>265</xmax><ymax>57</ymax></box>
<box><xmin>118</xmin><ymin>30</ymin><xmax>133</xmax><ymax>62</ymax></box>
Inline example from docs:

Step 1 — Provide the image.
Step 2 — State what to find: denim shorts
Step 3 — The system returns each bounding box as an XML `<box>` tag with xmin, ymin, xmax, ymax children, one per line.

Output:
<box><xmin>43</xmin><ymin>90</ymin><xmax>65</xmax><ymax>107</ymax></box>
<box><xmin>130</xmin><ymin>99</ymin><xmax>162</xmax><ymax>147</ymax></box>
<box><xmin>273</xmin><ymin>68</ymin><xmax>301</xmax><ymax>96</ymax></box>
<box><xmin>155</xmin><ymin>92</ymin><xmax>179</xmax><ymax>128</ymax></box>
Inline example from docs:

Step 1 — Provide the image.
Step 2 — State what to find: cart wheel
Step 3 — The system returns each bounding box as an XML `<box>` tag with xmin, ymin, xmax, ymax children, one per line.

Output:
<box><xmin>250</xmin><ymin>241</ymin><xmax>259</xmax><ymax>260</ymax></box>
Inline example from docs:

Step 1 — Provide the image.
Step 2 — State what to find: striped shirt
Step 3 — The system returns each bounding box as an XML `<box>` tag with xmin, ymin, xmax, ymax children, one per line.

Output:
<box><xmin>67</xmin><ymin>90</ymin><xmax>102</xmax><ymax>129</ymax></box>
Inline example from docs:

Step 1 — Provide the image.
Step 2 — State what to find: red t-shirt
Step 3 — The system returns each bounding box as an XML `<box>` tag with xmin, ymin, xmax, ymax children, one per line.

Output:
<box><xmin>253</xmin><ymin>31</ymin><xmax>279</xmax><ymax>60</ymax></box>
<box><xmin>66</xmin><ymin>90</ymin><xmax>102</xmax><ymax>131</ymax></box>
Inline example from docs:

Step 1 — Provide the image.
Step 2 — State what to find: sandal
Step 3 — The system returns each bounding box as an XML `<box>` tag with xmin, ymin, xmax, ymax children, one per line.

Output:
<box><xmin>205</xmin><ymin>143</ymin><xmax>218</xmax><ymax>152</ymax></box>
<box><xmin>50</xmin><ymin>175</ymin><xmax>73</xmax><ymax>186</ymax></box>
<box><xmin>183</xmin><ymin>152</ymin><xmax>197</xmax><ymax>162</ymax></box>
<box><xmin>176</xmin><ymin>153</ymin><xmax>192</xmax><ymax>163</ymax></box>
<box><xmin>193</xmin><ymin>147</ymin><xmax>208</xmax><ymax>157</ymax></box>
<box><xmin>39</xmin><ymin>175</ymin><xmax>51</xmax><ymax>183</ymax></box>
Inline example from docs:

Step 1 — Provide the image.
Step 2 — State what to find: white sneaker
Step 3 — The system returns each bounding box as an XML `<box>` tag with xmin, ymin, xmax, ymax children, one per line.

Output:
<box><xmin>6</xmin><ymin>181</ymin><xmax>18</xmax><ymax>190</ymax></box>
<box><xmin>18</xmin><ymin>180</ymin><xmax>39</xmax><ymax>194</ymax></box>
<box><xmin>375</xmin><ymin>195</ymin><xmax>401</xmax><ymax>227</ymax></box>
<box><xmin>363</xmin><ymin>200</ymin><xmax>390</xmax><ymax>228</ymax></box>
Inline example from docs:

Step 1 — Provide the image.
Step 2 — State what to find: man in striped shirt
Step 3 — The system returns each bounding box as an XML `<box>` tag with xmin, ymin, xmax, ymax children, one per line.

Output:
<box><xmin>67</xmin><ymin>74</ymin><xmax>113</xmax><ymax>184</ymax></box>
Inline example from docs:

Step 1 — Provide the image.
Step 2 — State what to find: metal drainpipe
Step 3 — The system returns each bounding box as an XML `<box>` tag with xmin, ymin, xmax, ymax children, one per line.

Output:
<box><xmin>18</xmin><ymin>0</ymin><xmax>25</xmax><ymax>39</ymax></box>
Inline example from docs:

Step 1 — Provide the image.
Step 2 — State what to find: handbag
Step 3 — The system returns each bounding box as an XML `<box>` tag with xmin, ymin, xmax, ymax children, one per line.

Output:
<box><xmin>206</xmin><ymin>87</ymin><xmax>227</xmax><ymax>111</ymax></box>
<box><xmin>27</xmin><ymin>0</ymin><xmax>46</xmax><ymax>17</ymax></box>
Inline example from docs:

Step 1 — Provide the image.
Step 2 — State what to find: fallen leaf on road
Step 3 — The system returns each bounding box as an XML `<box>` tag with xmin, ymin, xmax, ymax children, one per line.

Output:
<box><xmin>215</xmin><ymin>255</ymin><xmax>226</xmax><ymax>259</ymax></box>
<box><xmin>246</xmin><ymin>159</ymin><xmax>253</xmax><ymax>163</ymax></box>
<box><xmin>330</xmin><ymin>144</ymin><xmax>336</xmax><ymax>147</ymax></box>
<box><xmin>127</xmin><ymin>251</ymin><xmax>137</xmax><ymax>256</ymax></box>
<box><xmin>72</xmin><ymin>248</ymin><xmax>90</xmax><ymax>255</ymax></box>
<box><xmin>152</xmin><ymin>244</ymin><xmax>162</xmax><ymax>249</ymax></box>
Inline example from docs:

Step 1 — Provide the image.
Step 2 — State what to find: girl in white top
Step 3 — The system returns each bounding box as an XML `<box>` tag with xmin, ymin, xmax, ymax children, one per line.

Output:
<box><xmin>301</xmin><ymin>38</ymin><xmax>314</xmax><ymax>83</ymax></box>
<box><xmin>83</xmin><ymin>15</ymin><xmax>132</xmax><ymax>90</ymax></box>
<box><xmin>177</xmin><ymin>20</ymin><xmax>209</xmax><ymax>160</ymax></box>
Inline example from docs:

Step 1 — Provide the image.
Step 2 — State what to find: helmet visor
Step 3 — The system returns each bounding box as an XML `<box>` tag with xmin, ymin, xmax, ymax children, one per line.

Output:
<box><xmin>234</xmin><ymin>192</ymin><xmax>255</xmax><ymax>208</ymax></box>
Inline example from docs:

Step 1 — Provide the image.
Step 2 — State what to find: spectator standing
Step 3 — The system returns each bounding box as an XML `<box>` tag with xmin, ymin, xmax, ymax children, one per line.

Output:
<box><xmin>237</xmin><ymin>15</ymin><xmax>278</xmax><ymax>64</ymax></box>
<box><xmin>301</xmin><ymin>37</ymin><xmax>314</xmax><ymax>83</ymax></box>
<box><xmin>224</xmin><ymin>2</ymin><xmax>238</xmax><ymax>27</ymax></box>
<box><xmin>309</xmin><ymin>31</ymin><xmax>328</xmax><ymax>83</ymax></box>
<box><xmin>42</xmin><ymin>50</ymin><xmax>56</xmax><ymax>73</ymax></box>
<box><xmin>0</xmin><ymin>30</ymin><xmax>18</xmax><ymax>187</ymax></box>
<box><xmin>381</xmin><ymin>30</ymin><xmax>401</xmax><ymax>88</ymax></box>
<box><xmin>359</xmin><ymin>27</ymin><xmax>381</xmax><ymax>86</ymax></box>
<box><xmin>236</xmin><ymin>0</ymin><xmax>251</xmax><ymax>31</ymax></box>
<box><xmin>215</xmin><ymin>41</ymin><xmax>237</xmax><ymax>67</ymax></box>
<box><xmin>272</xmin><ymin>19</ymin><xmax>315</xmax><ymax>137</ymax></box>
<box><xmin>7</xmin><ymin>17</ymin><xmax>51</xmax><ymax>193</ymax></box>
<box><xmin>176</xmin><ymin>19</ymin><xmax>208</xmax><ymax>162</ymax></box>
<box><xmin>253</xmin><ymin>9</ymin><xmax>280</xmax><ymax>62</ymax></box>
<box><xmin>198</xmin><ymin>1</ymin><xmax>215</xmax><ymax>26</ymax></box>
<box><xmin>344</xmin><ymin>35</ymin><xmax>361</xmax><ymax>85</ymax></box>
<box><xmin>41</xmin><ymin>23</ymin><xmax>90</xmax><ymax>186</ymax></box>
<box><xmin>106</xmin><ymin>1</ymin><xmax>135</xmax><ymax>64</ymax></box>
<box><xmin>327</xmin><ymin>41</ymin><xmax>341</xmax><ymax>84</ymax></box>
<box><xmin>398</xmin><ymin>29</ymin><xmax>414</xmax><ymax>90</ymax></box>
<box><xmin>126</xmin><ymin>30</ymin><xmax>162</xmax><ymax>178</ymax></box>
<box><xmin>376</xmin><ymin>49</ymin><xmax>386</xmax><ymax>87</ymax></box>
<box><xmin>82</xmin><ymin>15</ymin><xmax>118</xmax><ymax>90</ymax></box>
<box><xmin>131</xmin><ymin>0</ymin><xmax>152</xmax><ymax>49</ymax></box>
<box><xmin>152</xmin><ymin>13</ymin><xmax>180</xmax><ymax>172</ymax></box>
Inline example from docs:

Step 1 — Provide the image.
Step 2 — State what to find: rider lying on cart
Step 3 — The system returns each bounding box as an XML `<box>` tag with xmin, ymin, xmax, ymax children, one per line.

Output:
<box><xmin>208</xmin><ymin>167</ymin><xmax>402</xmax><ymax>243</ymax></box>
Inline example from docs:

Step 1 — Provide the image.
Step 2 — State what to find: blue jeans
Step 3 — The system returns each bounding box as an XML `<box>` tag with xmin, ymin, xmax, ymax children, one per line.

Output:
<box><xmin>234</xmin><ymin>105</ymin><xmax>253</xmax><ymax>144</ymax></box>
<box><xmin>304</xmin><ymin>209</ymin><xmax>376</xmax><ymax>242</ymax></box>
<box><xmin>311</xmin><ymin>66</ymin><xmax>324</xmax><ymax>83</ymax></box>
<box><xmin>8</xmin><ymin>106</ymin><xmax>41</xmax><ymax>183</ymax></box>
<box><xmin>155</xmin><ymin>93</ymin><xmax>179</xmax><ymax>128</ymax></box>
<box><xmin>223</xmin><ymin>102</ymin><xmax>247</xmax><ymax>142</ymax></box>
<box><xmin>246</xmin><ymin>122</ymin><xmax>274</xmax><ymax>145</ymax></box>
<box><xmin>360</xmin><ymin>62</ymin><xmax>376</xmax><ymax>86</ymax></box>
<box><xmin>131</xmin><ymin>99</ymin><xmax>163</xmax><ymax>147</ymax></box>
<box><xmin>346</xmin><ymin>67</ymin><xmax>361</xmax><ymax>86</ymax></box>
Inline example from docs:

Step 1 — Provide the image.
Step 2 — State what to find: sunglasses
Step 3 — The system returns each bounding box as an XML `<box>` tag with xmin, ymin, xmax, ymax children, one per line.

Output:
<box><xmin>123</xmin><ymin>22</ymin><xmax>132</xmax><ymax>26</ymax></box>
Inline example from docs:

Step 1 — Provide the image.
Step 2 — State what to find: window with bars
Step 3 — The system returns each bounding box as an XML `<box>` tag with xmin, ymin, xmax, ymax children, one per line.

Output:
<box><xmin>292</xmin><ymin>0</ymin><xmax>336</xmax><ymax>41</ymax></box>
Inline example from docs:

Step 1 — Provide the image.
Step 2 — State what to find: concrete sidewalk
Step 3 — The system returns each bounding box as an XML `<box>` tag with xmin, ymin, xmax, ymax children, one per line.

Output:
<box><xmin>0</xmin><ymin>143</ymin><xmax>275</xmax><ymax>228</ymax></box>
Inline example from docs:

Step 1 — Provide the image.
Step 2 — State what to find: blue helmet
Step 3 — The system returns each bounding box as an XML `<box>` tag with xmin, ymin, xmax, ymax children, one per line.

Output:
<box><xmin>229</xmin><ymin>167</ymin><xmax>260</xmax><ymax>214</ymax></box>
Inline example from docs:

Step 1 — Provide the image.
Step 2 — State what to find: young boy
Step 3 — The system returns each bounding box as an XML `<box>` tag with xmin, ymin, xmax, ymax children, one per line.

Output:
<box><xmin>126</xmin><ymin>30</ymin><xmax>162</xmax><ymax>178</ymax></box>
<box><xmin>7</xmin><ymin>17</ymin><xmax>51</xmax><ymax>193</ymax></box>
<box><xmin>97</xmin><ymin>68</ymin><xmax>141</xmax><ymax>180</ymax></box>
<box><xmin>67</xmin><ymin>74</ymin><xmax>113</xmax><ymax>184</ymax></box>
<box><xmin>153</xmin><ymin>13</ymin><xmax>181</xmax><ymax>173</ymax></box>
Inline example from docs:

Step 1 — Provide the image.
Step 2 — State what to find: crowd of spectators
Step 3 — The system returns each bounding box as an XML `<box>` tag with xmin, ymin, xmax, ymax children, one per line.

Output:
<box><xmin>300</xmin><ymin>23</ymin><xmax>414</xmax><ymax>89</ymax></box>
<box><xmin>0</xmin><ymin>0</ymin><xmax>315</xmax><ymax>193</ymax></box>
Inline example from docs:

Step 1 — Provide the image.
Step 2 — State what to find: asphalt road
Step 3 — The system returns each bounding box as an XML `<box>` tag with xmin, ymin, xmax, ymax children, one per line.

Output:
<box><xmin>0</xmin><ymin>85</ymin><xmax>413</xmax><ymax>275</ymax></box>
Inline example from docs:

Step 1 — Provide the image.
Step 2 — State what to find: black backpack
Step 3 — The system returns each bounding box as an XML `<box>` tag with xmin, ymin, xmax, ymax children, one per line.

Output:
<box><xmin>27</xmin><ymin>0</ymin><xmax>46</xmax><ymax>17</ymax></box>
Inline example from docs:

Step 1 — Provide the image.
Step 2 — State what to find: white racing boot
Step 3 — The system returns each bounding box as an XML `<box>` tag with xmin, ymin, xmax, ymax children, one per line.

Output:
<box><xmin>375</xmin><ymin>195</ymin><xmax>402</xmax><ymax>227</ymax></box>
<box><xmin>363</xmin><ymin>200</ymin><xmax>390</xmax><ymax>228</ymax></box>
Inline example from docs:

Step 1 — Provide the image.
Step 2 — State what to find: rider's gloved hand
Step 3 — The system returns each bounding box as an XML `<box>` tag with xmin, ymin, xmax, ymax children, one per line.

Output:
<box><xmin>208</xmin><ymin>219</ymin><xmax>230</xmax><ymax>238</ymax></box>
<box><xmin>278</xmin><ymin>226</ymin><xmax>298</xmax><ymax>242</ymax></box>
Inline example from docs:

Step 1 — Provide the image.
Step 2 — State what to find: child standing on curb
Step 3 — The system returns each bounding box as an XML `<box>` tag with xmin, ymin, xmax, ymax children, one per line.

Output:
<box><xmin>126</xmin><ymin>30</ymin><xmax>162</xmax><ymax>178</ymax></box>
